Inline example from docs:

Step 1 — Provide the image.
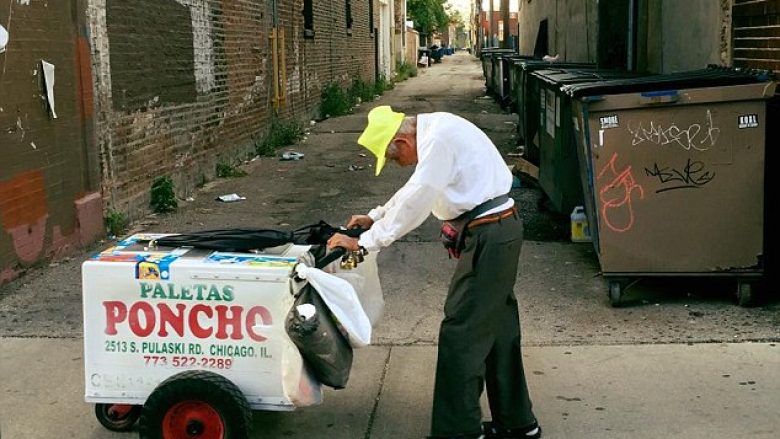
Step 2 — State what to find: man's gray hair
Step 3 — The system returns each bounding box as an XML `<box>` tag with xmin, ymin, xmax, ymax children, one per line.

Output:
<box><xmin>397</xmin><ymin>116</ymin><xmax>416</xmax><ymax>135</ymax></box>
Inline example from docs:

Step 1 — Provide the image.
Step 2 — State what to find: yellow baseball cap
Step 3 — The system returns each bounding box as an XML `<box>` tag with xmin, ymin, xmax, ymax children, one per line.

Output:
<box><xmin>357</xmin><ymin>106</ymin><xmax>405</xmax><ymax>176</ymax></box>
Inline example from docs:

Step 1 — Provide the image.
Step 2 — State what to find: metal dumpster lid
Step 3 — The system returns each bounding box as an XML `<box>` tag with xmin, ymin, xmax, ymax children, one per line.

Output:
<box><xmin>514</xmin><ymin>60</ymin><xmax>596</xmax><ymax>71</ymax></box>
<box><xmin>480</xmin><ymin>48</ymin><xmax>517</xmax><ymax>58</ymax></box>
<box><xmin>495</xmin><ymin>54</ymin><xmax>536</xmax><ymax>61</ymax></box>
<box><xmin>532</xmin><ymin>68</ymin><xmax>644</xmax><ymax>86</ymax></box>
<box><xmin>566</xmin><ymin>66</ymin><xmax>775</xmax><ymax>98</ymax></box>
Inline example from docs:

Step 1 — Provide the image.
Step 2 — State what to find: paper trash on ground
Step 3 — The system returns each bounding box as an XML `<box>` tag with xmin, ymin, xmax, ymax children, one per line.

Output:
<box><xmin>216</xmin><ymin>193</ymin><xmax>246</xmax><ymax>202</ymax></box>
<box><xmin>281</xmin><ymin>151</ymin><xmax>304</xmax><ymax>161</ymax></box>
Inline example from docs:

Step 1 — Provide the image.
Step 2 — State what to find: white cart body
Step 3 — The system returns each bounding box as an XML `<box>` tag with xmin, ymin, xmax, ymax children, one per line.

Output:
<box><xmin>83</xmin><ymin>234</ymin><xmax>322</xmax><ymax>411</ymax></box>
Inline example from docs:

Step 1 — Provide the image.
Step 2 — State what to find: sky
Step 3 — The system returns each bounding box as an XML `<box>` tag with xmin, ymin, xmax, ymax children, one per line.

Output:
<box><xmin>448</xmin><ymin>0</ymin><xmax>520</xmax><ymax>15</ymax></box>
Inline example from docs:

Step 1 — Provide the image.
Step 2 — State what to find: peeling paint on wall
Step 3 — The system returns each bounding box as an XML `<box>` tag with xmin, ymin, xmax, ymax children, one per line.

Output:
<box><xmin>0</xmin><ymin>170</ymin><xmax>49</xmax><ymax>263</ymax></box>
<box><xmin>288</xmin><ymin>30</ymin><xmax>302</xmax><ymax>95</ymax></box>
<box><xmin>720</xmin><ymin>0</ymin><xmax>732</xmax><ymax>66</ymax></box>
<box><xmin>176</xmin><ymin>0</ymin><xmax>216</xmax><ymax>94</ymax></box>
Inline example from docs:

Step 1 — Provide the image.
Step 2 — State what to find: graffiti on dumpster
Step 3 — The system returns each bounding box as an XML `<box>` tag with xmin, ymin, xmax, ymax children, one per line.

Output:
<box><xmin>598</xmin><ymin>152</ymin><xmax>645</xmax><ymax>233</ymax></box>
<box><xmin>626</xmin><ymin>110</ymin><xmax>720</xmax><ymax>151</ymax></box>
<box><xmin>644</xmin><ymin>159</ymin><xmax>716</xmax><ymax>193</ymax></box>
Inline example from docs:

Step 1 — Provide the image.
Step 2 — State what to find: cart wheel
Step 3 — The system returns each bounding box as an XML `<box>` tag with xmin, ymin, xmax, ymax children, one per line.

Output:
<box><xmin>608</xmin><ymin>281</ymin><xmax>622</xmax><ymax>307</ymax></box>
<box><xmin>139</xmin><ymin>370</ymin><xmax>252</xmax><ymax>439</ymax></box>
<box><xmin>95</xmin><ymin>403</ymin><xmax>141</xmax><ymax>431</ymax></box>
<box><xmin>737</xmin><ymin>281</ymin><xmax>755</xmax><ymax>307</ymax></box>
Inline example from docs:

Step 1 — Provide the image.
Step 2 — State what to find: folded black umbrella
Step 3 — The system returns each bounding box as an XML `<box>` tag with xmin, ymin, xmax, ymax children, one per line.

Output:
<box><xmin>152</xmin><ymin>221</ymin><xmax>363</xmax><ymax>252</ymax></box>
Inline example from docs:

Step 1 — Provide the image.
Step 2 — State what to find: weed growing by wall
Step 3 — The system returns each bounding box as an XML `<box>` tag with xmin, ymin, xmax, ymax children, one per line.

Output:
<box><xmin>374</xmin><ymin>74</ymin><xmax>393</xmax><ymax>95</ymax></box>
<box><xmin>104</xmin><ymin>209</ymin><xmax>128</xmax><ymax>237</ymax></box>
<box><xmin>349</xmin><ymin>77</ymin><xmax>376</xmax><ymax>103</ymax></box>
<box><xmin>216</xmin><ymin>160</ymin><xmax>248</xmax><ymax>178</ymax></box>
<box><xmin>395</xmin><ymin>62</ymin><xmax>418</xmax><ymax>82</ymax></box>
<box><xmin>255</xmin><ymin>118</ymin><xmax>304</xmax><ymax>157</ymax></box>
<box><xmin>150</xmin><ymin>176</ymin><xmax>178</xmax><ymax>213</ymax></box>
<box><xmin>320</xmin><ymin>81</ymin><xmax>355</xmax><ymax>117</ymax></box>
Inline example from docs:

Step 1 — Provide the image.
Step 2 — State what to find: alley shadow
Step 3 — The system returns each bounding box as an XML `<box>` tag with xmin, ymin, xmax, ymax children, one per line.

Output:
<box><xmin>608</xmin><ymin>276</ymin><xmax>780</xmax><ymax>309</ymax></box>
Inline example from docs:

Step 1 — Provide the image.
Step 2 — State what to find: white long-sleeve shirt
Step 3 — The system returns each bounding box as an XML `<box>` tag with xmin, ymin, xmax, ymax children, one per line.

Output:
<box><xmin>358</xmin><ymin>112</ymin><xmax>514</xmax><ymax>252</ymax></box>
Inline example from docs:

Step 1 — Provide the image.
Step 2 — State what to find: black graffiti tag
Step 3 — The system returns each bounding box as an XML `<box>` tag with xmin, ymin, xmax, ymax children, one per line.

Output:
<box><xmin>644</xmin><ymin>159</ymin><xmax>716</xmax><ymax>193</ymax></box>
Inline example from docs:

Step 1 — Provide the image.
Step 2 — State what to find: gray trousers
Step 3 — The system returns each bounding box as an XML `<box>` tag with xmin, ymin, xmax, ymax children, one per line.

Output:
<box><xmin>430</xmin><ymin>214</ymin><xmax>535</xmax><ymax>437</ymax></box>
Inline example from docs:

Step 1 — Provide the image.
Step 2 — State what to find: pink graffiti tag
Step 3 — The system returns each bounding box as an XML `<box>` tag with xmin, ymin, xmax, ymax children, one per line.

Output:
<box><xmin>597</xmin><ymin>152</ymin><xmax>645</xmax><ymax>233</ymax></box>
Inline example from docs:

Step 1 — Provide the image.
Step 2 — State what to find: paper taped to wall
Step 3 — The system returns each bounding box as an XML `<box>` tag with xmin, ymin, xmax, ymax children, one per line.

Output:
<box><xmin>41</xmin><ymin>60</ymin><xmax>57</xmax><ymax>118</ymax></box>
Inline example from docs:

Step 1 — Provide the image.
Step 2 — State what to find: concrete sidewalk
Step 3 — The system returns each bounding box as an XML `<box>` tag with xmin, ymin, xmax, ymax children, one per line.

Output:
<box><xmin>1</xmin><ymin>337</ymin><xmax>778</xmax><ymax>439</ymax></box>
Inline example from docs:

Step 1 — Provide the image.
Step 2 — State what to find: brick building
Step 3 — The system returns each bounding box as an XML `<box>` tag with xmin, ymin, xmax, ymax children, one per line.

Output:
<box><xmin>514</xmin><ymin>0</ymin><xmax>780</xmax><ymax>74</ymax></box>
<box><xmin>0</xmin><ymin>0</ymin><xmax>102</xmax><ymax>283</ymax></box>
<box><xmin>91</xmin><ymin>0</ymin><xmax>378</xmax><ymax>217</ymax></box>
<box><xmin>0</xmin><ymin>0</ymin><xmax>379</xmax><ymax>284</ymax></box>
<box><xmin>480</xmin><ymin>10</ymin><xmax>518</xmax><ymax>48</ymax></box>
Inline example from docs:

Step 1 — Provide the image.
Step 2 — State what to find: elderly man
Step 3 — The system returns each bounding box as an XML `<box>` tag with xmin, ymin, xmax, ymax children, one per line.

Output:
<box><xmin>327</xmin><ymin>106</ymin><xmax>540</xmax><ymax>439</ymax></box>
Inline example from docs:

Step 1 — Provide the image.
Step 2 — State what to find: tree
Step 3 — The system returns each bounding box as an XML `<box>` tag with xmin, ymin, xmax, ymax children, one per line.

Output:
<box><xmin>449</xmin><ymin>9</ymin><xmax>465</xmax><ymax>28</ymax></box>
<box><xmin>407</xmin><ymin>0</ymin><xmax>450</xmax><ymax>37</ymax></box>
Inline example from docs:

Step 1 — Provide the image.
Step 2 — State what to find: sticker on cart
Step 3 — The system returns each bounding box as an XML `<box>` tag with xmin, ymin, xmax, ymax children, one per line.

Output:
<box><xmin>737</xmin><ymin>114</ymin><xmax>759</xmax><ymax>129</ymax></box>
<box><xmin>134</xmin><ymin>254</ymin><xmax>181</xmax><ymax>280</ymax></box>
<box><xmin>136</xmin><ymin>262</ymin><xmax>164</xmax><ymax>280</ymax></box>
<box><xmin>91</xmin><ymin>253</ymin><xmax>141</xmax><ymax>262</ymax></box>
<box><xmin>599</xmin><ymin>115</ymin><xmax>620</xmax><ymax>129</ymax></box>
<box><xmin>93</xmin><ymin>248</ymin><xmax>189</xmax><ymax>263</ymax></box>
<box><xmin>206</xmin><ymin>252</ymin><xmax>298</xmax><ymax>268</ymax></box>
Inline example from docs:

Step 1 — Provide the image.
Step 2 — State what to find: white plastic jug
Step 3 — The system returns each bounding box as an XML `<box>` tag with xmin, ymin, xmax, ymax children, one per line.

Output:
<box><xmin>570</xmin><ymin>206</ymin><xmax>591</xmax><ymax>242</ymax></box>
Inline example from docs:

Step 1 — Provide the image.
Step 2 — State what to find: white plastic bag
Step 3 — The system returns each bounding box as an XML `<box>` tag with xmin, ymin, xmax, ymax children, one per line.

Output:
<box><xmin>295</xmin><ymin>264</ymin><xmax>372</xmax><ymax>348</ymax></box>
<box><xmin>325</xmin><ymin>252</ymin><xmax>384</xmax><ymax>326</ymax></box>
<box><xmin>280</xmin><ymin>337</ymin><xmax>323</xmax><ymax>407</ymax></box>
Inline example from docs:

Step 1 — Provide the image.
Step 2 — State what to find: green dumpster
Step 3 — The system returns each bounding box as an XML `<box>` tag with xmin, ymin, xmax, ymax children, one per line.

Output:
<box><xmin>496</xmin><ymin>54</ymin><xmax>534</xmax><ymax>108</ymax></box>
<box><xmin>480</xmin><ymin>47</ymin><xmax>514</xmax><ymax>94</ymax></box>
<box><xmin>511</xmin><ymin>60</ymin><xmax>594</xmax><ymax>164</ymax></box>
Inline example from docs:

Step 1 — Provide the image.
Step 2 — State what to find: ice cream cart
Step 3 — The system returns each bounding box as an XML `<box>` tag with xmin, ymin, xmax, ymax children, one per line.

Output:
<box><xmin>83</xmin><ymin>232</ymin><xmax>376</xmax><ymax>438</ymax></box>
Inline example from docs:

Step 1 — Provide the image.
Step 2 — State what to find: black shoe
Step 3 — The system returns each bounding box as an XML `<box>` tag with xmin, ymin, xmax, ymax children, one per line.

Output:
<box><xmin>426</xmin><ymin>434</ymin><xmax>484</xmax><ymax>439</ymax></box>
<box><xmin>482</xmin><ymin>420</ymin><xmax>542</xmax><ymax>439</ymax></box>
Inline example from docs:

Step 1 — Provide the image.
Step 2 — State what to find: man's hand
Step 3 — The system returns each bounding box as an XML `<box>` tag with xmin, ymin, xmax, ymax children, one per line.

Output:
<box><xmin>346</xmin><ymin>215</ymin><xmax>374</xmax><ymax>230</ymax></box>
<box><xmin>327</xmin><ymin>233</ymin><xmax>360</xmax><ymax>252</ymax></box>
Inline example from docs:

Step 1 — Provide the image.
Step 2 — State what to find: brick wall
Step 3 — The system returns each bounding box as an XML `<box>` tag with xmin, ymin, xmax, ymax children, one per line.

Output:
<box><xmin>732</xmin><ymin>0</ymin><xmax>780</xmax><ymax>73</ymax></box>
<box><xmin>0</xmin><ymin>0</ymin><xmax>103</xmax><ymax>283</ymax></box>
<box><xmin>89</xmin><ymin>0</ymin><xmax>377</xmax><ymax>220</ymax></box>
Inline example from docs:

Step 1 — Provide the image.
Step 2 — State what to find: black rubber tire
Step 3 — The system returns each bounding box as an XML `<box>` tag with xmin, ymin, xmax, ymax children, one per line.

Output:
<box><xmin>608</xmin><ymin>281</ymin><xmax>622</xmax><ymax>307</ymax></box>
<box><xmin>737</xmin><ymin>281</ymin><xmax>755</xmax><ymax>307</ymax></box>
<box><xmin>138</xmin><ymin>370</ymin><xmax>252</xmax><ymax>439</ymax></box>
<box><xmin>94</xmin><ymin>403</ymin><xmax>141</xmax><ymax>432</ymax></box>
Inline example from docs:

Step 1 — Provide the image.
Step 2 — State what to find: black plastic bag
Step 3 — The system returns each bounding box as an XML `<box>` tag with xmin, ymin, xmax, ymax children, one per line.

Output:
<box><xmin>286</xmin><ymin>284</ymin><xmax>353</xmax><ymax>389</ymax></box>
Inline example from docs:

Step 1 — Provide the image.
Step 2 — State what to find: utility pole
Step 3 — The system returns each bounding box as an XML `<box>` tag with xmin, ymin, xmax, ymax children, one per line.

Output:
<box><xmin>501</xmin><ymin>0</ymin><xmax>509</xmax><ymax>49</ymax></box>
<box><xmin>489</xmin><ymin>0</ymin><xmax>495</xmax><ymax>47</ymax></box>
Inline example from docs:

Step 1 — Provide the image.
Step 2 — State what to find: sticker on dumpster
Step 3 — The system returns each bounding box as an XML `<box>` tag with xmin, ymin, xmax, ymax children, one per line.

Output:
<box><xmin>738</xmin><ymin>114</ymin><xmax>759</xmax><ymax>129</ymax></box>
<box><xmin>599</xmin><ymin>115</ymin><xmax>620</xmax><ymax>129</ymax></box>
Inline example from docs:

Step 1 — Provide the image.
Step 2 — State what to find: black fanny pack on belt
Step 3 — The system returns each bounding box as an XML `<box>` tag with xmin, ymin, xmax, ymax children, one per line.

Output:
<box><xmin>440</xmin><ymin>194</ymin><xmax>509</xmax><ymax>259</ymax></box>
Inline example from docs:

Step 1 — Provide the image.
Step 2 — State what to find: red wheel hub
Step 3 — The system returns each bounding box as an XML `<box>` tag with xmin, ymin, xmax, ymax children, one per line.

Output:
<box><xmin>108</xmin><ymin>404</ymin><xmax>135</xmax><ymax>419</ymax></box>
<box><xmin>162</xmin><ymin>401</ymin><xmax>225</xmax><ymax>439</ymax></box>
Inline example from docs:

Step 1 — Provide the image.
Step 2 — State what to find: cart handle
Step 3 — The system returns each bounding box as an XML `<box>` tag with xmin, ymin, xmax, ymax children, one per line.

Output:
<box><xmin>315</xmin><ymin>246</ymin><xmax>347</xmax><ymax>269</ymax></box>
